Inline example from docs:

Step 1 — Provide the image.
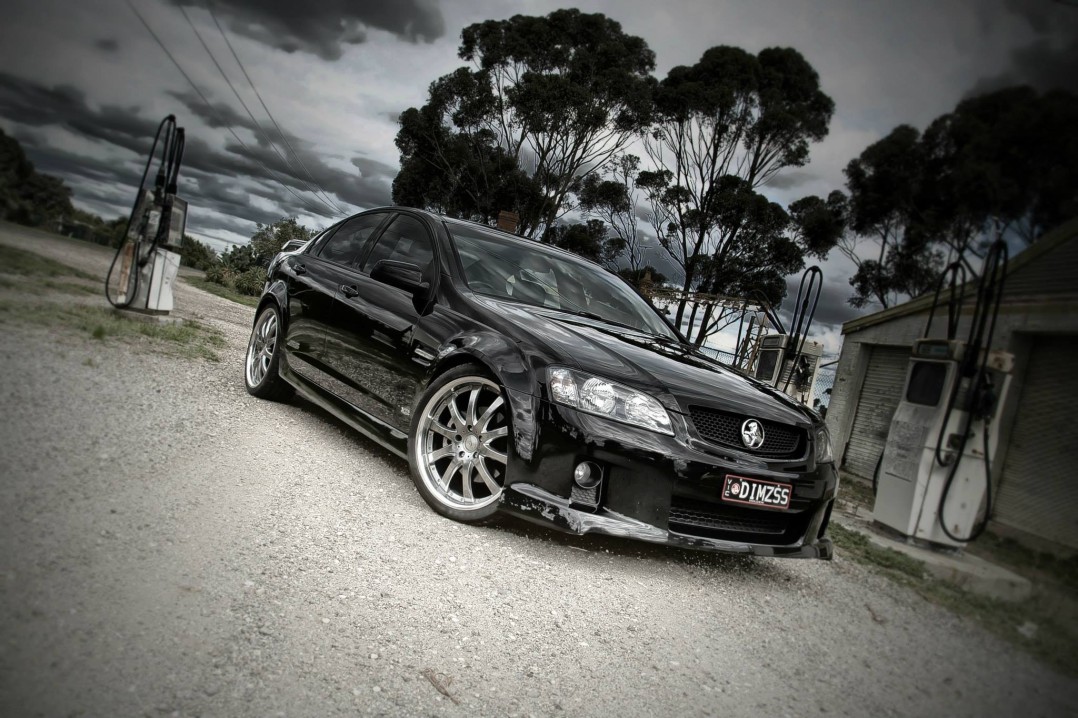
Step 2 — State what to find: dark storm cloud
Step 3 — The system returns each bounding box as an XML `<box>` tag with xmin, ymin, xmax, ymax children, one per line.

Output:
<box><xmin>169</xmin><ymin>0</ymin><xmax>445</xmax><ymax>61</ymax></box>
<box><xmin>165</xmin><ymin>90</ymin><xmax>393</xmax><ymax>211</ymax></box>
<box><xmin>967</xmin><ymin>0</ymin><xmax>1078</xmax><ymax>96</ymax></box>
<box><xmin>765</xmin><ymin>171</ymin><xmax>818</xmax><ymax>191</ymax></box>
<box><xmin>0</xmin><ymin>73</ymin><xmax>393</xmax><ymax>227</ymax></box>
<box><xmin>0</xmin><ymin>72</ymin><xmax>158</xmax><ymax>156</ymax></box>
<box><xmin>776</xmin><ymin>271</ymin><xmax>864</xmax><ymax>329</ymax></box>
<box><xmin>351</xmin><ymin>155</ymin><xmax>397</xmax><ymax>179</ymax></box>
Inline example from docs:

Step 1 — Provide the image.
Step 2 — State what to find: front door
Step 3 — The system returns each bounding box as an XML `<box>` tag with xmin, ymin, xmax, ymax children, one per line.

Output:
<box><xmin>322</xmin><ymin>212</ymin><xmax>440</xmax><ymax>429</ymax></box>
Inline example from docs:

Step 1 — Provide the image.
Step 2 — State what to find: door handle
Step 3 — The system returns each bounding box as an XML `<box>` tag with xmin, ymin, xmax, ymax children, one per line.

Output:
<box><xmin>291</xmin><ymin>262</ymin><xmax>307</xmax><ymax>275</ymax></box>
<box><xmin>341</xmin><ymin>284</ymin><xmax>360</xmax><ymax>298</ymax></box>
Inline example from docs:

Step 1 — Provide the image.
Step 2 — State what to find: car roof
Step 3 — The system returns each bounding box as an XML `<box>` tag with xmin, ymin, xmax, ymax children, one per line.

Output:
<box><xmin>438</xmin><ymin>214</ymin><xmax>605</xmax><ymax>269</ymax></box>
<box><xmin>357</xmin><ymin>205</ymin><xmax>612</xmax><ymax>271</ymax></box>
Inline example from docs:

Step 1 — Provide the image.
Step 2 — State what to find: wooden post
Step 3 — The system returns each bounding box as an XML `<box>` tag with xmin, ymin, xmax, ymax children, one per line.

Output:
<box><xmin>497</xmin><ymin>211</ymin><xmax>520</xmax><ymax>233</ymax></box>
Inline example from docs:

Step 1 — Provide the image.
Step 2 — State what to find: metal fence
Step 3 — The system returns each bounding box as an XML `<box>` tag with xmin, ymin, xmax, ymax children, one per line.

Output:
<box><xmin>812</xmin><ymin>365</ymin><xmax>836</xmax><ymax>415</ymax></box>
<box><xmin>695</xmin><ymin>346</ymin><xmax>835</xmax><ymax>414</ymax></box>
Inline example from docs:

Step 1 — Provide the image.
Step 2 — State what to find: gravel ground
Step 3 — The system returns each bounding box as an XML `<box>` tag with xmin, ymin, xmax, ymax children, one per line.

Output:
<box><xmin>1</xmin><ymin>224</ymin><xmax>1076</xmax><ymax>717</ymax></box>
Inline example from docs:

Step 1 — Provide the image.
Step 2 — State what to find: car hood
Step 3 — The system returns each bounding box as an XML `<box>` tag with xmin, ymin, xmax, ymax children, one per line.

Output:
<box><xmin>477</xmin><ymin>299</ymin><xmax>816</xmax><ymax>427</ymax></box>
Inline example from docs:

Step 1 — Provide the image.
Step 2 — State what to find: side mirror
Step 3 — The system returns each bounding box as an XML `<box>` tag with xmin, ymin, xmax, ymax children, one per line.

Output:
<box><xmin>282</xmin><ymin>239</ymin><xmax>307</xmax><ymax>252</ymax></box>
<box><xmin>370</xmin><ymin>259</ymin><xmax>428</xmax><ymax>295</ymax></box>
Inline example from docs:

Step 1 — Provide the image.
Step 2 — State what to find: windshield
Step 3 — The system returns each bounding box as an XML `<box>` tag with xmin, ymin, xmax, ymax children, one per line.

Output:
<box><xmin>446</xmin><ymin>222</ymin><xmax>678</xmax><ymax>340</ymax></box>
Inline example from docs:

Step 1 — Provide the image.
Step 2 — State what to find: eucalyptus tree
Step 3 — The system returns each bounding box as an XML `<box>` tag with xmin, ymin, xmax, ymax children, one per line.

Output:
<box><xmin>393</xmin><ymin>9</ymin><xmax>656</xmax><ymax>237</ymax></box>
<box><xmin>638</xmin><ymin>46</ymin><xmax>836</xmax><ymax>342</ymax></box>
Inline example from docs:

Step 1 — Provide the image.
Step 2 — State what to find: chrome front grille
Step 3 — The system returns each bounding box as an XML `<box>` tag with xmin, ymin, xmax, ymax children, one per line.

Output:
<box><xmin>687</xmin><ymin>406</ymin><xmax>805</xmax><ymax>458</ymax></box>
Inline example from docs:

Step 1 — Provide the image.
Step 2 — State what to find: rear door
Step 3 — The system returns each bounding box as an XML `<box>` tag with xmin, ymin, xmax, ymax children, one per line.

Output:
<box><xmin>281</xmin><ymin>212</ymin><xmax>389</xmax><ymax>380</ymax></box>
<box><xmin>322</xmin><ymin>212</ymin><xmax>440</xmax><ymax>429</ymax></box>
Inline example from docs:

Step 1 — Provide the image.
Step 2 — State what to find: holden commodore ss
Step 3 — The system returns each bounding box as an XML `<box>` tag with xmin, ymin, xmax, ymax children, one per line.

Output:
<box><xmin>244</xmin><ymin>207</ymin><xmax>837</xmax><ymax>559</ymax></box>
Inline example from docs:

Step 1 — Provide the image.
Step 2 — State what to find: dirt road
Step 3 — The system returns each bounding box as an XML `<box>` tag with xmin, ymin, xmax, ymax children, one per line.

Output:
<box><xmin>0</xmin><ymin>223</ymin><xmax>1074</xmax><ymax>717</ymax></box>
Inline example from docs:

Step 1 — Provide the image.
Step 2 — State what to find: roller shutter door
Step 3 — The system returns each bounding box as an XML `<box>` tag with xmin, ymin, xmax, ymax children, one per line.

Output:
<box><xmin>843</xmin><ymin>345</ymin><xmax>911</xmax><ymax>480</ymax></box>
<box><xmin>995</xmin><ymin>335</ymin><xmax>1078</xmax><ymax>549</ymax></box>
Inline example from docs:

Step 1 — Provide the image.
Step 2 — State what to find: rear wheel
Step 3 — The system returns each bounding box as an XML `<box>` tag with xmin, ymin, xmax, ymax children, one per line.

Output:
<box><xmin>408</xmin><ymin>365</ymin><xmax>510</xmax><ymax>522</ymax></box>
<box><xmin>244</xmin><ymin>304</ymin><xmax>293</xmax><ymax>401</ymax></box>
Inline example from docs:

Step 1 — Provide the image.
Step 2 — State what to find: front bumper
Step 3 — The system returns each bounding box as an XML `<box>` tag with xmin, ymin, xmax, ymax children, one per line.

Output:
<box><xmin>499</xmin><ymin>399</ymin><xmax>838</xmax><ymax>560</ymax></box>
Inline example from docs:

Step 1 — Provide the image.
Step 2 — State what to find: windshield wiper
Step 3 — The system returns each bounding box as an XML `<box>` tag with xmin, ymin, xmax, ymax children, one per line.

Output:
<box><xmin>544</xmin><ymin>307</ymin><xmax>681</xmax><ymax>345</ymax></box>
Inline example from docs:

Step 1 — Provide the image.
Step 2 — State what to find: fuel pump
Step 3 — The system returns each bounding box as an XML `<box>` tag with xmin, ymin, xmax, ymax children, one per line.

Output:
<box><xmin>872</xmin><ymin>239</ymin><xmax>1010</xmax><ymax>549</ymax></box>
<box><xmin>748</xmin><ymin>266</ymin><xmax>824</xmax><ymax>405</ymax></box>
<box><xmin>106</xmin><ymin>115</ymin><xmax>187</xmax><ymax>314</ymax></box>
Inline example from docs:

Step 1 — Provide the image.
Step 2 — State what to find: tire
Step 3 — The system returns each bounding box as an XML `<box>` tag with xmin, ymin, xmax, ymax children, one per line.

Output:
<box><xmin>408</xmin><ymin>364</ymin><xmax>511</xmax><ymax>523</ymax></box>
<box><xmin>244</xmin><ymin>303</ymin><xmax>294</xmax><ymax>401</ymax></box>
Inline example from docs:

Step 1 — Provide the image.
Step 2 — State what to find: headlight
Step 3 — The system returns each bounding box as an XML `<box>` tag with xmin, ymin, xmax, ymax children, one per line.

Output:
<box><xmin>548</xmin><ymin>367</ymin><xmax>673</xmax><ymax>435</ymax></box>
<box><xmin>814</xmin><ymin>424</ymin><xmax>833</xmax><ymax>464</ymax></box>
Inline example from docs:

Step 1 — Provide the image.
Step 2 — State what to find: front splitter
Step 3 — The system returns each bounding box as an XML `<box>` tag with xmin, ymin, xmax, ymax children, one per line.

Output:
<box><xmin>499</xmin><ymin>483</ymin><xmax>833</xmax><ymax>560</ymax></box>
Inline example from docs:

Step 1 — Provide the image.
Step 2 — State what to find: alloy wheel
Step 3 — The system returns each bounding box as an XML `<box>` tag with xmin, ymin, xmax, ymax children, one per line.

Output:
<box><xmin>245</xmin><ymin>309</ymin><xmax>277</xmax><ymax>388</ymax></box>
<box><xmin>415</xmin><ymin>376</ymin><xmax>509</xmax><ymax>511</ymax></box>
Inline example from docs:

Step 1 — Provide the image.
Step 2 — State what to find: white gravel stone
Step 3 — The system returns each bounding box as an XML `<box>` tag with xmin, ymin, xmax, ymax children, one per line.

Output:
<box><xmin>0</xmin><ymin>226</ymin><xmax>1075</xmax><ymax>717</ymax></box>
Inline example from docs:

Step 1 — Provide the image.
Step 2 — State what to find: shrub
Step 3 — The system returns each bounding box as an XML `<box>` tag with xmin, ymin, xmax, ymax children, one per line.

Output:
<box><xmin>233</xmin><ymin>267</ymin><xmax>267</xmax><ymax>296</ymax></box>
<box><xmin>204</xmin><ymin>264</ymin><xmax>235</xmax><ymax>287</ymax></box>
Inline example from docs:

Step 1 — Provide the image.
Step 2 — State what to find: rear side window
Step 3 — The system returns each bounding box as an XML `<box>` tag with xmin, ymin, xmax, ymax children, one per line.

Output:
<box><xmin>316</xmin><ymin>213</ymin><xmax>385</xmax><ymax>265</ymax></box>
<box><xmin>362</xmin><ymin>215</ymin><xmax>434</xmax><ymax>273</ymax></box>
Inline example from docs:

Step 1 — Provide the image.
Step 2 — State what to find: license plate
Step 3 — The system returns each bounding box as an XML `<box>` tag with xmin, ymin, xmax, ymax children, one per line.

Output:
<box><xmin>722</xmin><ymin>474</ymin><xmax>792</xmax><ymax>510</ymax></box>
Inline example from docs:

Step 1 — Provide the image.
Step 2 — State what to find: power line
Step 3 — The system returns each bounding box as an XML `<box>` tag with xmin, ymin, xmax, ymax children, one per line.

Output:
<box><xmin>178</xmin><ymin>3</ymin><xmax>344</xmax><ymax>216</ymax></box>
<box><xmin>206</xmin><ymin>2</ymin><xmax>348</xmax><ymax>216</ymax></box>
<box><xmin>123</xmin><ymin>0</ymin><xmax>333</xmax><ymax>220</ymax></box>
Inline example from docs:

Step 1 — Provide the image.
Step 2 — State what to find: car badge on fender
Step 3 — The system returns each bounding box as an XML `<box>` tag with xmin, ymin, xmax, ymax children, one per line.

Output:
<box><xmin>740</xmin><ymin>419</ymin><xmax>765</xmax><ymax>449</ymax></box>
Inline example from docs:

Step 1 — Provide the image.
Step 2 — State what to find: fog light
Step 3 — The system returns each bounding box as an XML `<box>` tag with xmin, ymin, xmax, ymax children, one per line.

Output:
<box><xmin>573</xmin><ymin>461</ymin><xmax>602</xmax><ymax>489</ymax></box>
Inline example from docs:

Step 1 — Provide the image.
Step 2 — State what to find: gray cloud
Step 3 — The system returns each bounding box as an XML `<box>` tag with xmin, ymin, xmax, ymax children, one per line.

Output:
<box><xmin>0</xmin><ymin>72</ymin><xmax>392</xmax><ymax>231</ymax></box>
<box><xmin>967</xmin><ymin>0</ymin><xmax>1078</xmax><ymax>96</ymax></box>
<box><xmin>169</xmin><ymin>0</ymin><xmax>445</xmax><ymax>61</ymax></box>
<box><xmin>165</xmin><ymin>90</ymin><xmax>394</xmax><ymax>211</ymax></box>
<box><xmin>777</xmin><ymin>270</ymin><xmax>865</xmax><ymax>329</ymax></box>
<box><xmin>764</xmin><ymin>171</ymin><xmax>818</xmax><ymax>191</ymax></box>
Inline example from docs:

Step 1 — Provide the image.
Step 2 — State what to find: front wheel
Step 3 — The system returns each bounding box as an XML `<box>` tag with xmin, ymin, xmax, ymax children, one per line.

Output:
<box><xmin>244</xmin><ymin>304</ymin><xmax>293</xmax><ymax>401</ymax></box>
<box><xmin>408</xmin><ymin>366</ymin><xmax>511</xmax><ymax>523</ymax></box>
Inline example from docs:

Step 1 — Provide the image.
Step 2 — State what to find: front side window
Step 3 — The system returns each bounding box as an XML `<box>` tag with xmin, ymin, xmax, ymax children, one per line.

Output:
<box><xmin>316</xmin><ymin>213</ymin><xmax>385</xmax><ymax>265</ymax></box>
<box><xmin>362</xmin><ymin>215</ymin><xmax>434</xmax><ymax>273</ymax></box>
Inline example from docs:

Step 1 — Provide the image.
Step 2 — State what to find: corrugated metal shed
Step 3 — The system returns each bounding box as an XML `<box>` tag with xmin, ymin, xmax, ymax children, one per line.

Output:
<box><xmin>995</xmin><ymin>335</ymin><xmax>1078</xmax><ymax>549</ymax></box>
<box><xmin>842</xmin><ymin>345</ymin><xmax>910</xmax><ymax>480</ymax></box>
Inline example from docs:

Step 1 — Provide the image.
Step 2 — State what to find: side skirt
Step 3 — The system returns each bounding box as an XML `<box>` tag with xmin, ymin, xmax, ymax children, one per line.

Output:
<box><xmin>280</xmin><ymin>351</ymin><xmax>409</xmax><ymax>461</ymax></box>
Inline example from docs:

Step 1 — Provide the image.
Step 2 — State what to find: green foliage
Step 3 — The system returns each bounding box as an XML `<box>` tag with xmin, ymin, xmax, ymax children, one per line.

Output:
<box><xmin>640</xmin><ymin>45</ymin><xmax>836</xmax><ymax>344</ymax></box>
<box><xmin>393</xmin><ymin>9</ymin><xmax>656</xmax><ymax>240</ymax></box>
<box><xmin>577</xmin><ymin>154</ymin><xmax>649</xmax><ymax>275</ymax></box>
<box><xmin>204</xmin><ymin>264</ymin><xmax>234</xmax><ymax>286</ymax></box>
<box><xmin>0</xmin><ymin>128</ymin><xmax>75</xmax><ymax>228</ymax></box>
<box><xmin>540</xmin><ymin>219</ymin><xmax>623</xmax><ymax>267</ymax></box>
<box><xmin>248</xmin><ymin>217</ymin><xmax>312</xmax><ymax>266</ymax></box>
<box><xmin>233</xmin><ymin>267</ymin><xmax>267</xmax><ymax>296</ymax></box>
<box><xmin>208</xmin><ymin>217</ymin><xmax>310</xmax><ymax>297</ymax></box>
<box><xmin>221</xmin><ymin>243</ymin><xmax>256</xmax><ymax>273</ymax></box>
<box><xmin>179</xmin><ymin>234</ymin><xmax>220</xmax><ymax>271</ymax></box>
<box><xmin>837</xmin><ymin>86</ymin><xmax>1078</xmax><ymax>309</ymax></box>
<box><xmin>183</xmin><ymin>277</ymin><xmax>260</xmax><ymax>307</ymax></box>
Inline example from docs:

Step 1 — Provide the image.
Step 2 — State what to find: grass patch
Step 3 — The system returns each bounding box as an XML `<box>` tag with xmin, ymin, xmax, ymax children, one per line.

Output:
<box><xmin>0</xmin><ymin>244</ymin><xmax>98</xmax><ymax>281</ymax></box>
<box><xmin>830</xmin><ymin>523</ymin><xmax>926</xmax><ymax>581</ymax></box>
<box><xmin>184</xmin><ymin>276</ymin><xmax>259</xmax><ymax>307</ymax></box>
<box><xmin>0</xmin><ymin>301</ymin><xmax>226</xmax><ymax>361</ymax></box>
<box><xmin>831</xmin><ymin>522</ymin><xmax>1078</xmax><ymax>676</ymax></box>
<box><xmin>837</xmin><ymin>474</ymin><xmax>875</xmax><ymax>511</ymax></box>
<box><xmin>966</xmin><ymin>531</ymin><xmax>1078</xmax><ymax>592</ymax></box>
<box><xmin>42</xmin><ymin>277</ymin><xmax>100</xmax><ymax>295</ymax></box>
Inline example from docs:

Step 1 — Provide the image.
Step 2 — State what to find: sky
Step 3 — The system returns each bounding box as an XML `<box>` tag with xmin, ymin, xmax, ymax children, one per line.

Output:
<box><xmin>1</xmin><ymin>0</ymin><xmax>1075</xmax><ymax>356</ymax></box>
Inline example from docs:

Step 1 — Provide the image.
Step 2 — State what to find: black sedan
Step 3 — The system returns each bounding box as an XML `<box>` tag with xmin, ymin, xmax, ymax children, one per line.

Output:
<box><xmin>244</xmin><ymin>207</ymin><xmax>837</xmax><ymax>559</ymax></box>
